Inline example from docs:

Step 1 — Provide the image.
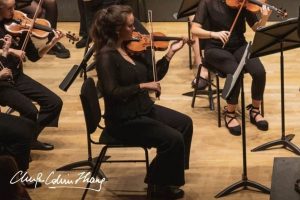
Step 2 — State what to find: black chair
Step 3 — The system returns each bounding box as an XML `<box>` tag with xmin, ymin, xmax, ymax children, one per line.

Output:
<box><xmin>192</xmin><ymin>56</ymin><xmax>225</xmax><ymax>127</ymax></box>
<box><xmin>74</xmin><ymin>78</ymin><xmax>150</xmax><ymax>199</ymax></box>
<box><xmin>192</xmin><ymin>53</ymin><xmax>264</xmax><ymax>128</ymax></box>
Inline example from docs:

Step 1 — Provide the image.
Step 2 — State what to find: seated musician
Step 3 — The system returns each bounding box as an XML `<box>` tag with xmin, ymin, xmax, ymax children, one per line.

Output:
<box><xmin>15</xmin><ymin>0</ymin><xmax>70</xmax><ymax>58</ymax></box>
<box><xmin>191</xmin><ymin>0</ymin><xmax>271</xmax><ymax>136</ymax></box>
<box><xmin>0</xmin><ymin>36</ymin><xmax>41</xmax><ymax>189</ymax></box>
<box><xmin>0</xmin><ymin>0</ymin><xmax>63</xmax><ymax>151</ymax></box>
<box><xmin>91</xmin><ymin>5</ymin><xmax>193</xmax><ymax>199</ymax></box>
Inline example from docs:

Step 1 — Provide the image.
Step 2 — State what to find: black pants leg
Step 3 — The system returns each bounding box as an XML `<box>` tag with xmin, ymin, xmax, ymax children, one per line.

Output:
<box><xmin>78</xmin><ymin>0</ymin><xmax>88</xmax><ymax>38</ymax></box>
<box><xmin>0</xmin><ymin>73</ymin><xmax>63</xmax><ymax>139</ymax></box>
<box><xmin>204</xmin><ymin>44</ymin><xmax>266</xmax><ymax>104</ymax></box>
<box><xmin>107</xmin><ymin>105</ymin><xmax>193</xmax><ymax>186</ymax></box>
<box><xmin>0</xmin><ymin>113</ymin><xmax>35</xmax><ymax>171</ymax></box>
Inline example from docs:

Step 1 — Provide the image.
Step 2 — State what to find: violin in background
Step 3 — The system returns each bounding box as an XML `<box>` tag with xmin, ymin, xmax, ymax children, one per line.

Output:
<box><xmin>4</xmin><ymin>10</ymin><xmax>79</xmax><ymax>43</ymax></box>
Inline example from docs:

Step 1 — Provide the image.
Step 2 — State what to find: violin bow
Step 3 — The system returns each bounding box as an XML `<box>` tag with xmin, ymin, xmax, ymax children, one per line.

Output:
<box><xmin>18</xmin><ymin>0</ymin><xmax>45</xmax><ymax>68</ymax></box>
<box><xmin>223</xmin><ymin>0</ymin><xmax>247</xmax><ymax>48</ymax></box>
<box><xmin>148</xmin><ymin>10</ymin><xmax>159</xmax><ymax>99</ymax></box>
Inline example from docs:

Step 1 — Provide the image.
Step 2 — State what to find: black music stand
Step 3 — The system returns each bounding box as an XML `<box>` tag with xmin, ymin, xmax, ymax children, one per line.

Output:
<box><xmin>59</xmin><ymin>45</ymin><xmax>94</xmax><ymax>92</ymax></box>
<box><xmin>215</xmin><ymin>43</ymin><xmax>270</xmax><ymax>198</ymax></box>
<box><xmin>250</xmin><ymin>17</ymin><xmax>300</xmax><ymax>155</ymax></box>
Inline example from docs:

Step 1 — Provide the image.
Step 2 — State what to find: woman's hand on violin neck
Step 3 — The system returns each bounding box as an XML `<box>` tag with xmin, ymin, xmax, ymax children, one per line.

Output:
<box><xmin>211</xmin><ymin>31</ymin><xmax>230</xmax><ymax>45</ymax></box>
<box><xmin>260</xmin><ymin>5</ymin><xmax>272</xmax><ymax>19</ymax></box>
<box><xmin>8</xmin><ymin>48</ymin><xmax>26</xmax><ymax>62</ymax></box>
<box><xmin>139</xmin><ymin>81</ymin><xmax>161</xmax><ymax>93</ymax></box>
<box><xmin>170</xmin><ymin>38</ymin><xmax>187</xmax><ymax>52</ymax></box>
<box><xmin>49</xmin><ymin>30</ymin><xmax>64</xmax><ymax>45</ymax></box>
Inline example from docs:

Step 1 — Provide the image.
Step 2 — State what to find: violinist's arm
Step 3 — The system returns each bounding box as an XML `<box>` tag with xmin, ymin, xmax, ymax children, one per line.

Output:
<box><xmin>191</xmin><ymin>22</ymin><xmax>229</xmax><ymax>45</ymax></box>
<box><xmin>38</xmin><ymin>30</ymin><xmax>64</xmax><ymax>58</ymax></box>
<box><xmin>191</xmin><ymin>23</ymin><xmax>211</xmax><ymax>39</ymax></box>
<box><xmin>251</xmin><ymin>5</ymin><xmax>272</xmax><ymax>31</ymax></box>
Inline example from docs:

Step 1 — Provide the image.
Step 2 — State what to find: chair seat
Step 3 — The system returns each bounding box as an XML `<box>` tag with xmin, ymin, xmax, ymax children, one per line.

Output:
<box><xmin>99</xmin><ymin>128</ymin><xmax>151</xmax><ymax>149</ymax></box>
<box><xmin>99</xmin><ymin>129</ymin><xmax>123</xmax><ymax>145</ymax></box>
<box><xmin>203</xmin><ymin>60</ymin><xmax>226</xmax><ymax>78</ymax></box>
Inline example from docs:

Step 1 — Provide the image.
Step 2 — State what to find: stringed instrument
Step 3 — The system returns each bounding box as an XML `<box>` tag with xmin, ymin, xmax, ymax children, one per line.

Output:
<box><xmin>223</xmin><ymin>0</ymin><xmax>288</xmax><ymax>48</ymax></box>
<box><xmin>5</xmin><ymin>10</ymin><xmax>79</xmax><ymax>43</ymax></box>
<box><xmin>126</xmin><ymin>31</ymin><xmax>194</xmax><ymax>53</ymax></box>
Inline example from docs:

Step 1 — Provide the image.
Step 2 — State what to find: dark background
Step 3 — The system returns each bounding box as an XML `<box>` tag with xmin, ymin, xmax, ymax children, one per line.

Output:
<box><xmin>58</xmin><ymin>0</ymin><xmax>299</xmax><ymax>22</ymax></box>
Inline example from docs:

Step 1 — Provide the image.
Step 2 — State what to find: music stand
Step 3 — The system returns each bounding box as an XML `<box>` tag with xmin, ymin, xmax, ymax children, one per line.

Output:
<box><xmin>250</xmin><ymin>17</ymin><xmax>300</xmax><ymax>155</ymax></box>
<box><xmin>215</xmin><ymin>43</ymin><xmax>270</xmax><ymax>198</ymax></box>
<box><xmin>59</xmin><ymin>44</ymin><xmax>95</xmax><ymax>92</ymax></box>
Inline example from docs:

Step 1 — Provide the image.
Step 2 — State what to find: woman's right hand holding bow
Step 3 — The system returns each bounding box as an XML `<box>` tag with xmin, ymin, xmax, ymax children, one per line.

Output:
<box><xmin>139</xmin><ymin>81</ymin><xmax>161</xmax><ymax>97</ymax></box>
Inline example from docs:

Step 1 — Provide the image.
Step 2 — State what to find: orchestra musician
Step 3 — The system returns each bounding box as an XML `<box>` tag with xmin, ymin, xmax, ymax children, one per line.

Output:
<box><xmin>191</xmin><ymin>0</ymin><xmax>271</xmax><ymax>136</ymax></box>
<box><xmin>15</xmin><ymin>0</ymin><xmax>70</xmax><ymax>58</ymax></box>
<box><xmin>0</xmin><ymin>36</ymin><xmax>41</xmax><ymax>189</ymax></box>
<box><xmin>91</xmin><ymin>5</ymin><xmax>193</xmax><ymax>199</ymax></box>
<box><xmin>0</xmin><ymin>0</ymin><xmax>63</xmax><ymax>151</ymax></box>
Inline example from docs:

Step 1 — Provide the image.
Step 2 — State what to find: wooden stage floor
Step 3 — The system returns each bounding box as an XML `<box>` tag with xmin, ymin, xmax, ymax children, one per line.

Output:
<box><xmin>18</xmin><ymin>22</ymin><xmax>300</xmax><ymax>200</ymax></box>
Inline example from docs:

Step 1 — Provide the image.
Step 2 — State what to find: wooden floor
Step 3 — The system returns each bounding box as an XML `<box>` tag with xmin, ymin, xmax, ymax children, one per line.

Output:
<box><xmin>18</xmin><ymin>22</ymin><xmax>300</xmax><ymax>200</ymax></box>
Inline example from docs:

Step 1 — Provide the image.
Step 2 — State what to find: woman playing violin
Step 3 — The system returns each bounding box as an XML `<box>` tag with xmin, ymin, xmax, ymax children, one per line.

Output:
<box><xmin>191</xmin><ymin>0</ymin><xmax>272</xmax><ymax>136</ymax></box>
<box><xmin>0</xmin><ymin>0</ymin><xmax>63</xmax><ymax>151</ymax></box>
<box><xmin>91</xmin><ymin>5</ymin><xmax>193</xmax><ymax>199</ymax></box>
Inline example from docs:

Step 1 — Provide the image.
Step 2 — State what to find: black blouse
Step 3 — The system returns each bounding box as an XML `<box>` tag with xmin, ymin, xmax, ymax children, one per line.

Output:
<box><xmin>193</xmin><ymin>0</ymin><xmax>259</xmax><ymax>49</ymax></box>
<box><xmin>96</xmin><ymin>46</ymin><xmax>170</xmax><ymax>123</ymax></box>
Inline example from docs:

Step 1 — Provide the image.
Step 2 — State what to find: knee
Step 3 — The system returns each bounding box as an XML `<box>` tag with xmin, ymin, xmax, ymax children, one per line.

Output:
<box><xmin>47</xmin><ymin>95</ymin><xmax>63</xmax><ymax>113</ymax></box>
<box><xmin>168</xmin><ymin>133</ymin><xmax>185</xmax><ymax>152</ymax></box>
<box><xmin>53</xmin><ymin>96</ymin><xmax>63</xmax><ymax>112</ymax></box>
<box><xmin>22</xmin><ymin>106</ymin><xmax>38</xmax><ymax>122</ymax></box>
<box><xmin>252</xmin><ymin>68</ymin><xmax>266</xmax><ymax>81</ymax></box>
<box><xmin>184</xmin><ymin>115</ymin><xmax>193</xmax><ymax>130</ymax></box>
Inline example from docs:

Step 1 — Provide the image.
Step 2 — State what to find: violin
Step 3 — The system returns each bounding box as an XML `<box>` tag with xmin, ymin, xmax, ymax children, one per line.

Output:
<box><xmin>226</xmin><ymin>0</ymin><xmax>287</xmax><ymax>18</ymax></box>
<box><xmin>4</xmin><ymin>10</ymin><xmax>79</xmax><ymax>43</ymax></box>
<box><xmin>223</xmin><ymin>0</ymin><xmax>287</xmax><ymax>48</ymax></box>
<box><xmin>126</xmin><ymin>31</ymin><xmax>193</xmax><ymax>53</ymax></box>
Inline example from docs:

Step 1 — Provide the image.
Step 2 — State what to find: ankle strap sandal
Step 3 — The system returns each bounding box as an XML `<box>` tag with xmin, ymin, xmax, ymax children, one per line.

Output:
<box><xmin>246</xmin><ymin>104</ymin><xmax>269</xmax><ymax>131</ymax></box>
<box><xmin>223</xmin><ymin>108</ymin><xmax>241</xmax><ymax>136</ymax></box>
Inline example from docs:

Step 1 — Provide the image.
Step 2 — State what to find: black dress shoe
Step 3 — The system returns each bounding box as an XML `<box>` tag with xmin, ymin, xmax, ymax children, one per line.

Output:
<box><xmin>31</xmin><ymin>140</ymin><xmax>54</xmax><ymax>151</ymax></box>
<box><xmin>149</xmin><ymin>185</ymin><xmax>184</xmax><ymax>199</ymax></box>
<box><xmin>246</xmin><ymin>104</ymin><xmax>269</xmax><ymax>131</ymax></box>
<box><xmin>48</xmin><ymin>42</ymin><xmax>70</xmax><ymax>58</ymax></box>
<box><xmin>76</xmin><ymin>37</ymin><xmax>88</xmax><ymax>48</ymax></box>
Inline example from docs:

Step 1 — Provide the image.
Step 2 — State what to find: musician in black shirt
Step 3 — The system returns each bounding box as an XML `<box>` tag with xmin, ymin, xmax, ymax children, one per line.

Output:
<box><xmin>91</xmin><ymin>5</ymin><xmax>193</xmax><ymax>199</ymax></box>
<box><xmin>0</xmin><ymin>0</ymin><xmax>63</xmax><ymax>151</ymax></box>
<box><xmin>15</xmin><ymin>0</ymin><xmax>70</xmax><ymax>58</ymax></box>
<box><xmin>191</xmin><ymin>0</ymin><xmax>271</xmax><ymax>136</ymax></box>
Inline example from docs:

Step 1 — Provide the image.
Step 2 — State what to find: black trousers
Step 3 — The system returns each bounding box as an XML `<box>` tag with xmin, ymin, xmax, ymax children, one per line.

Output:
<box><xmin>106</xmin><ymin>104</ymin><xmax>193</xmax><ymax>186</ymax></box>
<box><xmin>0</xmin><ymin>73</ymin><xmax>63</xmax><ymax>139</ymax></box>
<box><xmin>0</xmin><ymin>113</ymin><xmax>35</xmax><ymax>171</ymax></box>
<box><xmin>204</xmin><ymin>44</ymin><xmax>266</xmax><ymax>104</ymax></box>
